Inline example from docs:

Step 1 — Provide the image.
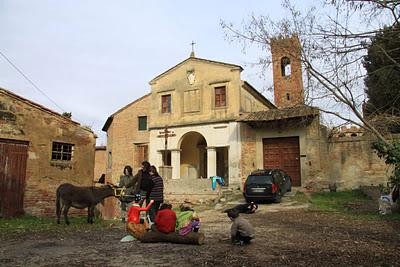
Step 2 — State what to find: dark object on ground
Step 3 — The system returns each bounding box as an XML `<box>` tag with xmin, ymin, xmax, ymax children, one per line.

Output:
<box><xmin>141</xmin><ymin>231</ymin><xmax>205</xmax><ymax>245</ymax></box>
<box><xmin>97</xmin><ymin>174</ymin><xmax>105</xmax><ymax>184</ymax></box>
<box><xmin>224</xmin><ymin>202</ymin><xmax>258</xmax><ymax>214</ymax></box>
<box><xmin>179</xmin><ymin>204</ymin><xmax>194</xmax><ymax>212</ymax></box>
<box><xmin>56</xmin><ymin>183</ymin><xmax>117</xmax><ymax>225</ymax></box>
<box><xmin>329</xmin><ymin>183</ymin><xmax>337</xmax><ymax>192</ymax></box>
<box><xmin>243</xmin><ymin>169</ymin><xmax>292</xmax><ymax>203</ymax></box>
<box><xmin>392</xmin><ymin>185</ymin><xmax>399</xmax><ymax>203</ymax></box>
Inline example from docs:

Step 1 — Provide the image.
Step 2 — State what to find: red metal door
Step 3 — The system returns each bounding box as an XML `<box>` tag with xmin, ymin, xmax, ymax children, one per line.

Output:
<box><xmin>0</xmin><ymin>140</ymin><xmax>28</xmax><ymax>218</ymax></box>
<box><xmin>263</xmin><ymin>137</ymin><xmax>301</xmax><ymax>186</ymax></box>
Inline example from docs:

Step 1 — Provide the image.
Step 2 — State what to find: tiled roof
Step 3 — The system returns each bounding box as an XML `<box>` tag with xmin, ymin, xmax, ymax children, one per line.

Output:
<box><xmin>237</xmin><ymin>105</ymin><xmax>319</xmax><ymax>122</ymax></box>
<box><xmin>0</xmin><ymin>87</ymin><xmax>94</xmax><ymax>134</ymax></box>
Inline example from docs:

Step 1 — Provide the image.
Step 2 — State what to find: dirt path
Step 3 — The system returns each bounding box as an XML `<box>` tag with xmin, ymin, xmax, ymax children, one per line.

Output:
<box><xmin>1</xmin><ymin>196</ymin><xmax>399</xmax><ymax>266</ymax></box>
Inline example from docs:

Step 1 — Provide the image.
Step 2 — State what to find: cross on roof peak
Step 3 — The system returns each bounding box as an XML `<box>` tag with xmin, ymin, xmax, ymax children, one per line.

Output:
<box><xmin>190</xmin><ymin>41</ymin><xmax>196</xmax><ymax>57</ymax></box>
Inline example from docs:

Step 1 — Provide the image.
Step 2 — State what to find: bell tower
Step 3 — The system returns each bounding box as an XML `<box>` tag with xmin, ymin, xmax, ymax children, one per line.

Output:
<box><xmin>271</xmin><ymin>35</ymin><xmax>304</xmax><ymax>108</ymax></box>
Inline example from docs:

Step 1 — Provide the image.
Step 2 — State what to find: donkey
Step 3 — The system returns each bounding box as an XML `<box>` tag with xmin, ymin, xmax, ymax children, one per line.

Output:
<box><xmin>56</xmin><ymin>183</ymin><xmax>117</xmax><ymax>225</ymax></box>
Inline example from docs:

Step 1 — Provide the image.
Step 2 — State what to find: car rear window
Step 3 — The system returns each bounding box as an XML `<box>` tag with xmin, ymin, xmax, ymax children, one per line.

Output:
<box><xmin>246</xmin><ymin>175</ymin><xmax>273</xmax><ymax>184</ymax></box>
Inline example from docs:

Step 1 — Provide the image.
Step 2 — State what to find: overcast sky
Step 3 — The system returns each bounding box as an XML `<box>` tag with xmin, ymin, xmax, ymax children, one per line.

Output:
<box><xmin>0</xmin><ymin>0</ymin><xmax>314</xmax><ymax>145</ymax></box>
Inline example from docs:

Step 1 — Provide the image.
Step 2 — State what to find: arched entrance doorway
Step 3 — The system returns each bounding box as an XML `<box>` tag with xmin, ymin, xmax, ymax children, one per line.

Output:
<box><xmin>179</xmin><ymin>132</ymin><xmax>207</xmax><ymax>179</ymax></box>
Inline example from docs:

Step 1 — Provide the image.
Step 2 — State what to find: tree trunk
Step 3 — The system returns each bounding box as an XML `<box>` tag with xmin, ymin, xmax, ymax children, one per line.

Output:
<box><xmin>140</xmin><ymin>231</ymin><xmax>205</xmax><ymax>245</ymax></box>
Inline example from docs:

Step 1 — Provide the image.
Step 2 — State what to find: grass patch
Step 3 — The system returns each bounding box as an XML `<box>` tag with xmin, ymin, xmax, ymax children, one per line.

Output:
<box><xmin>308</xmin><ymin>190</ymin><xmax>400</xmax><ymax>220</ymax></box>
<box><xmin>291</xmin><ymin>191</ymin><xmax>310</xmax><ymax>203</ymax></box>
<box><xmin>310</xmin><ymin>190</ymin><xmax>369</xmax><ymax>211</ymax></box>
<box><xmin>0</xmin><ymin>215</ymin><xmax>112</xmax><ymax>237</ymax></box>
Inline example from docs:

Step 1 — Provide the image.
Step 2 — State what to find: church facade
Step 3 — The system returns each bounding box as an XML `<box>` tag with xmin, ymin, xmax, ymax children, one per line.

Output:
<box><xmin>102</xmin><ymin>36</ymin><xmax>324</xmax><ymax>203</ymax></box>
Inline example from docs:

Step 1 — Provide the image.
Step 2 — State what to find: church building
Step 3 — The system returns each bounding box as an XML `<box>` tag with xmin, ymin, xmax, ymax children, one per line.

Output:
<box><xmin>101</xmin><ymin>36</ymin><xmax>327</xmax><ymax>207</ymax></box>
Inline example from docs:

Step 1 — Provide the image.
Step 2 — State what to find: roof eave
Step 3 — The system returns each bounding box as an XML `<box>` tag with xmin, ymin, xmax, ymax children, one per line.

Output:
<box><xmin>149</xmin><ymin>57</ymin><xmax>243</xmax><ymax>85</ymax></box>
<box><xmin>102</xmin><ymin>116</ymin><xmax>113</xmax><ymax>132</ymax></box>
<box><xmin>242</xmin><ymin>81</ymin><xmax>276</xmax><ymax>109</ymax></box>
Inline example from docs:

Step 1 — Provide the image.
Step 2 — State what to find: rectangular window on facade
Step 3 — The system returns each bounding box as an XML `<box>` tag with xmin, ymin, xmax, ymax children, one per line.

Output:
<box><xmin>161</xmin><ymin>94</ymin><xmax>171</xmax><ymax>113</ymax></box>
<box><xmin>51</xmin><ymin>142</ymin><xmax>74</xmax><ymax>161</ymax></box>
<box><xmin>215</xmin><ymin>86</ymin><xmax>226</xmax><ymax>107</ymax></box>
<box><xmin>136</xmin><ymin>145</ymin><xmax>148</xmax><ymax>167</ymax></box>
<box><xmin>138</xmin><ymin>116</ymin><xmax>147</xmax><ymax>131</ymax></box>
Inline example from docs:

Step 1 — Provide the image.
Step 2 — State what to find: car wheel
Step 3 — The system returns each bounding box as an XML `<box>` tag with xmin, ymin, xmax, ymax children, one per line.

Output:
<box><xmin>274</xmin><ymin>191</ymin><xmax>282</xmax><ymax>203</ymax></box>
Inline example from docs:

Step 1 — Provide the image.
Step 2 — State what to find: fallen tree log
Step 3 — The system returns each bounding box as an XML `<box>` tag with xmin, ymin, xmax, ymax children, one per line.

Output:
<box><xmin>140</xmin><ymin>231</ymin><xmax>205</xmax><ymax>245</ymax></box>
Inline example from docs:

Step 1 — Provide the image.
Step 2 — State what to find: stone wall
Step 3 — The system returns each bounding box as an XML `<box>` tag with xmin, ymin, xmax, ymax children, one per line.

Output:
<box><xmin>240</xmin><ymin>118</ymin><xmax>326</xmax><ymax>189</ymax></box>
<box><xmin>326</xmin><ymin>135</ymin><xmax>393</xmax><ymax>190</ymax></box>
<box><xmin>240</xmin><ymin>118</ymin><xmax>394</xmax><ymax>191</ymax></box>
<box><xmin>0</xmin><ymin>89</ymin><xmax>96</xmax><ymax>217</ymax></box>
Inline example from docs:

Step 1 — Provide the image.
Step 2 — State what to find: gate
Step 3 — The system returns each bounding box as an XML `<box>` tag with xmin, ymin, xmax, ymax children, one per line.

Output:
<box><xmin>263</xmin><ymin>137</ymin><xmax>301</xmax><ymax>186</ymax></box>
<box><xmin>0</xmin><ymin>139</ymin><xmax>28</xmax><ymax>218</ymax></box>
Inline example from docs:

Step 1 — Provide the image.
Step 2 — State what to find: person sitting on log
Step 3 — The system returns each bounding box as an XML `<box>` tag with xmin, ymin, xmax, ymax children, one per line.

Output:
<box><xmin>152</xmin><ymin>203</ymin><xmax>176</xmax><ymax>234</ymax></box>
<box><xmin>126</xmin><ymin>194</ymin><xmax>154</xmax><ymax>240</ymax></box>
<box><xmin>176</xmin><ymin>205</ymin><xmax>200</xmax><ymax>235</ymax></box>
<box><xmin>223</xmin><ymin>201</ymin><xmax>258</xmax><ymax>214</ymax></box>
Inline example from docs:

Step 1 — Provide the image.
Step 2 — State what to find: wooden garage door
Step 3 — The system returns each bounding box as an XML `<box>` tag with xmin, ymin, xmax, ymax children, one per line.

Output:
<box><xmin>263</xmin><ymin>137</ymin><xmax>301</xmax><ymax>186</ymax></box>
<box><xmin>0</xmin><ymin>139</ymin><xmax>28</xmax><ymax>218</ymax></box>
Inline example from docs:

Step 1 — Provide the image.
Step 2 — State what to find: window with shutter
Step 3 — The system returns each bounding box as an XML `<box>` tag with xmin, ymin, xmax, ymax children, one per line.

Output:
<box><xmin>161</xmin><ymin>95</ymin><xmax>171</xmax><ymax>113</ymax></box>
<box><xmin>215</xmin><ymin>86</ymin><xmax>226</xmax><ymax>107</ymax></box>
<box><xmin>136</xmin><ymin>145</ymin><xmax>148</xmax><ymax>164</ymax></box>
<box><xmin>138</xmin><ymin>116</ymin><xmax>147</xmax><ymax>130</ymax></box>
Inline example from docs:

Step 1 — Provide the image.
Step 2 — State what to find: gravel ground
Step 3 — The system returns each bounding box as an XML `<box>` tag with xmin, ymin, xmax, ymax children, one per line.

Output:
<box><xmin>1</xmin><ymin>196</ymin><xmax>399</xmax><ymax>267</ymax></box>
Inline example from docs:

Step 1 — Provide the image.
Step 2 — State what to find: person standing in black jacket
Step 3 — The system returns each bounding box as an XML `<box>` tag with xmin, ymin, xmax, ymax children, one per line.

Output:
<box><xmin>148</xmin><ymin>165</ymin><xmax>164</xmax><ymax>222</ymax></box>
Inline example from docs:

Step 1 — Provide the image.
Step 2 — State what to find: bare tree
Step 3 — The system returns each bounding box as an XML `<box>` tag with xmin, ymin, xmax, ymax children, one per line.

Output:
<box><xmin>221</xmin><ymin>0</ymin><xmax>400</xmax><ymax>145</ymax></box>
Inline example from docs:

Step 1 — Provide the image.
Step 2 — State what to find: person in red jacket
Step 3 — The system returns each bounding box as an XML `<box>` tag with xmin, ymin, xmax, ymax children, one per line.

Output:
<box><xmin>154</xmin><ymin>203</ymin><xmax>176</xmax><ymax>233</ymax></box>
<box><xmin>127</xmin><ymin>196</ymin><xmax>154</xmax><ymax>224</ymax></box>
<box><xmin>126</xmin><ymin>194</ymin><xmax>154</xmax><ymax>240</ymax></box>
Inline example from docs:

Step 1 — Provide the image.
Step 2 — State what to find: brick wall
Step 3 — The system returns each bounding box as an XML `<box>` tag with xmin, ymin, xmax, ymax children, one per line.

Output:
<box><xmin>239</xmin><ymin>123</ymin><xmax>257</xmax><ymax>186</ymax></box>
<box><xmin>0</xmin><ymin>89</ymin><xmax>96</xmax><ymax>217</ymax></box>
<box><xmin>101</xmin><ymin>94</ymin><xmax>150</xmax><ymax>219</ymax></box>
<box><xmin>108</xmin><ymin>94</ymin><xmax>150</xmax><ymax>181</ymax></box>
<box><xmin>94</xmin><ymin>146</ymin><xmax>107</xmax><ymax>180</ymax></box>
<box><xmin>271</xmin><ymin>36</ymin><xmax>304</xmax><ymax>108</ymax></box>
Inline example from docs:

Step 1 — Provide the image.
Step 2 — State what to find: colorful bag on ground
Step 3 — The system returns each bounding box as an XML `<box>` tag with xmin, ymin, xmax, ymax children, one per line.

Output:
<box><xmin>176</xmin><ymin>210</ymin><xmax>200</xmax><ymax>235</ymax></box>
